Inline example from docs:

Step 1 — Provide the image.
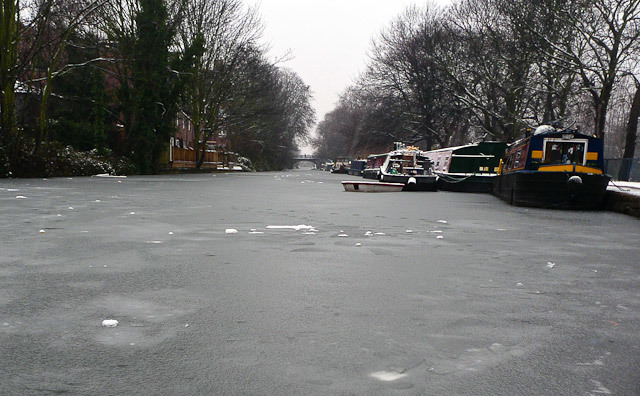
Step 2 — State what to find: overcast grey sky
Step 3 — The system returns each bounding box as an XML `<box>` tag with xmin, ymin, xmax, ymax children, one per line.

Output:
<box><xmin>254</xmin><ymin>0</ymin><xmax>452</xmax><ymax>138</ymax></box>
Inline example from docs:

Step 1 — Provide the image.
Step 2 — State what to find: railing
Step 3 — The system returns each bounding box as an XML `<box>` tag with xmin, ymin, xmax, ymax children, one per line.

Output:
<box><xmin>604</xmin><ymin>158</ymin><xmax>640</xmax><ymax>182</ymax></box>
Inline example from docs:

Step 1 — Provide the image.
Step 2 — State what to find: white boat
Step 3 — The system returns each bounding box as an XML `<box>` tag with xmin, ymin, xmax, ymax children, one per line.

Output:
<box><xmin>379</xmin><ymin>143</ymin><xmax>437</xmax><ymax>191</ymax></box>
<box><xmin>341</xmin><ymin>181</ymin><xmax>405</xmax><ymax>192</ymax></box>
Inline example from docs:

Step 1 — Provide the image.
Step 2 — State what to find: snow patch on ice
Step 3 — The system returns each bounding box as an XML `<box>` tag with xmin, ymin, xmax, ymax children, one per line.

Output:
<box><xmin>369</xmin><ymin>371</ymin><xmax>408</xmax><ymax>382</ymax></box>
<box><xmin>338</xmin><ymin>233</ymin><xmax>349</xmax><ymax>237</ymax></box>
<box><xmin>546</xmin><ymin>262</ymin><xmax>556</xmax><ymax>269</ymax></box>
<box><xmin>16</xmin><ymin>195</ymin><xmax>27</xmax><ymax>199</ymax></box>
<box><xmin>101</xmin><ymin>319</ymin><xmax>119</xmax><ymax>328</ymax></box>
<box><xmin>355</xmin><ymin>243</ymin><xmax>362</xmax><ymax>247</ymax></box>
<box><xmin>436</xmin><ymin>235</ymin><xmax>444</xmax><ymax>239</ymax></box>
<box><xmin>266</xmin><ymin>225</ymin><xmax>315</xmax><ymax>231</ymax></box>
<box><xmin>225</xmin><ymin>229</ymin><xmax>239</xmax><ymax>234</ymax></box>
<box><xmin>405</xmin><ymin>230</ymin><xmax>413</xmax><ymax>233</ymax></box>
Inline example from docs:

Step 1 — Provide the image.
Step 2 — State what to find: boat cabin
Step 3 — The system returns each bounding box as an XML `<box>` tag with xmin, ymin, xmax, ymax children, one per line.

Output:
<box><xmin>501</xmin><ymin>126</ymin><xmax>604</xmax><ymax>174</ymax></box>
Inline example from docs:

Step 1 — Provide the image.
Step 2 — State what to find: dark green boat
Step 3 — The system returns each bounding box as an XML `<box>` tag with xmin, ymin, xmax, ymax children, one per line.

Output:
<box><xmin>424</xmin><ymin>142</ymin><xmax>508</xmax><ymax>192</ymax></box>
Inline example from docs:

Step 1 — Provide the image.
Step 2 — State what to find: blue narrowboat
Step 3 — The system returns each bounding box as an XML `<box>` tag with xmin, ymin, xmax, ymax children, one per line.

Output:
<box><xmin>493</xmin><ymin>125</ymin><xmax>610</xmax><ymax>209</ymax></box>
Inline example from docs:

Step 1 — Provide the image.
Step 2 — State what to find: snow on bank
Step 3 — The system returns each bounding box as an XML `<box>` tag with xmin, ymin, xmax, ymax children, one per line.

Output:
<box><xmin>608</xmin><ymin>181</ymin><xmax>640</xmax><ymax>197</ymax></box>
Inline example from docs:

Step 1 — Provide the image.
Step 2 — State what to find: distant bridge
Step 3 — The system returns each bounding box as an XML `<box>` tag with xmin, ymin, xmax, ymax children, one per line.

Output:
<box><xmin>292</xmin><ymin>155</ymin><xmax>327</xmax><ymax>168</ymax></box>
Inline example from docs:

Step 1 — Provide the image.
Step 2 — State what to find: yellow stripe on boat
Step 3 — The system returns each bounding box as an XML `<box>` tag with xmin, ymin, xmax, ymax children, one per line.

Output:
<box><xmin>538</xmin><ymin>164</ymin><xmax>603</xmax><ymax>174</ymax></box>
<box><xmin>531</xmin><ymin>150</ymin><xmax>543</xmax><ymax>159</ymax></box>
<box><xmin>586</xmin><ymin>152</ymin><xmax>598</xmax><ymax>160</ymax></box>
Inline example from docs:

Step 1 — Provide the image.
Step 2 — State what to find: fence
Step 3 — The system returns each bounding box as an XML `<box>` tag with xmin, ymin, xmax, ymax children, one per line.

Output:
<box><xmin>604</xmin><ymin>158</ymin><xmax>640</xmax><ymax>182</ymax></box>
<box><xmin>169</xmin><ymin>146</ymin><xmax>234</xmax><ymax>169</ymax></box>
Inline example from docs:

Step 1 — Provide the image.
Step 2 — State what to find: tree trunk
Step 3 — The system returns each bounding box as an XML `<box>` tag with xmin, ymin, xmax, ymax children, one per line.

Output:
<box><xmin>618</xmin><ymin>81</ymin><xmax>640</xmax><ymax>181</ymax></box>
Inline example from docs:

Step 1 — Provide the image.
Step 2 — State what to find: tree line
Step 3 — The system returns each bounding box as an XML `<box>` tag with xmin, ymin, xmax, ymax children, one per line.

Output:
<box><xmin>313</xmin><ymin>0</ymin><xmax>640</xmax><ymax>163</ymax></box>
<box><xmin>0</xmin><ymin>0</ymin><xmax>315</xmax><ymax>176</ymax></box>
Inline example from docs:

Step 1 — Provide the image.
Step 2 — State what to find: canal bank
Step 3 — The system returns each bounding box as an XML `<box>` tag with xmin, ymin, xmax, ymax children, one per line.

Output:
<box><xmin>606</xmin><ymin>184</ymin><xmax>640</xmax><ymax>218</ymax></box>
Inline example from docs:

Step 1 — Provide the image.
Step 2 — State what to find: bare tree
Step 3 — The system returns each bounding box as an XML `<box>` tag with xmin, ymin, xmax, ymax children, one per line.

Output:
<box><xmin>177</xmin><ymin>0</ymin><xmax>263</xmax><ymax>168</ymax></box>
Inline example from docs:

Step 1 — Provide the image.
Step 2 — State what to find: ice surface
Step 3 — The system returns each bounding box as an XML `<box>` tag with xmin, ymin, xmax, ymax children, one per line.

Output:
<box><xmin>101</xmin><ymin>319</ymin><xmax>119</xmax><ymax>327</ymax></box>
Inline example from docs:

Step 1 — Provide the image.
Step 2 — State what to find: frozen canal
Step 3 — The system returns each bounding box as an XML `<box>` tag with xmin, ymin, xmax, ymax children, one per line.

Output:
<box><xmin>1</xmin><ymin>170</ymin><xmax>639</xmax><ymax>395</ymax></box>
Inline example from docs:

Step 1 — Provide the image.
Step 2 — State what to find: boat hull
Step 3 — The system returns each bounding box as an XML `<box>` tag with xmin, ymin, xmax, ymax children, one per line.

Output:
<box><xmin>380</xmin><ymin>174</ymin><xmax>437</xmax><ymax>191</ymax></box>
<box><xmin>362</xmin><ymin>169</ymin><xmax>380</xmax><ymax>179</ymax></box>
<box><xmin>493</xmin><ymin>171</ymin><xmax>610</xmax><ymax>209</ymax></box>
<box><xmin>342</xmin><ymin>181</ymin><xmax>404</xmax><ymax>192</ymax></box>
<box><xmin>436</xmin><ymin>174</ymin><xmax>496</xmax><ymax>193</ymax></box>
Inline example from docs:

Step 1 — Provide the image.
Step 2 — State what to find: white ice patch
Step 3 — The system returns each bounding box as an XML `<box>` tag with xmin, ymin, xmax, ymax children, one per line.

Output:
<box><xmin>129</xmin><ymin>212</ymin><xmax>135</xmax><ymax>215</ymax></box>
<box><xmin>145</xmin><ymin>241</ymin><xmax>163</xmax><ymax>244</ymax></box>
<box><xmin>355</xmin><ymin>243</ymin><xmax>362</xmax><ymax>247</ymax></box>
<box><xmin>365</xmin><ymin>231</ymin><xmax>373</xmax><ymax>236</ymax></box>
<box><xmin>338</xmin><ymin>234</ymin><xmax>349</xmax><ymax>237</ymax></box>
<box><xmin>94</xmin><ymin>173</ymin><xmax>127</xmax><ymax>178</ymax></box>
<box><xmin>516</xmin><ymin>282</ymin><xmax>524</xmax><ymax>287</ymax></box>
<box><xmin>266</xmin><ymin>225</ymin><xmax>315</xmax><ymax>231</ymax></box>
<box><xmin>369</xmin><ymin>371</ymin><xmax>408</xmax><ymax>382</ymax></box>
<box><xmin>430</xmin><ymin>230</ymin><xmax>443</xmax><ymax>233</ymax></box>
<box><xmin>405</xmin><ymin>230</ymin><xmax>413</xmax><ymax>233</ymax></box>
<box><xmin>16</xmin><ymin>195</ymin><xmax>27</xmax><ymax>199</ymax></box>
<box><xmin>94</xmin><ymin>200</ymin><xmax>101</xmax><ymax>203</ymax></box>
<box><xmin>68</xmin><ymin>206</ymin><xmax>74</xmax><ymax>210</ymax></box>
<box><xmin>436</xmin><ymin>236</ymin><xmax>444</xmax><ymax>239</ymax></box>
<box><xmin>374</xmin><ymin>232</ymin><xmax>386</xmax><ymax>236</ymax></box>
<box><xmin>250</xmin><ymin>231</ymin><xmax>265</xmax><ymax>234</ymax></box>
<box><xmin>546</xmin><ymin>262</ymin><xmax>556</xmax><ymax>269</ymax></box>
<box><xmin>101</xmin><ymin>319</ymin><xmax>119</xmax><ymax>328</ymax></box>
<box><xmin>8</xmin><ymin>188</ymin><xmax>19</xmax><ymax>192</ymax></box>
<box><xmin>168</xmin><ymin>232</ymin><xmax>174</xmax><ymax>235</ymax></box>
<box><xmin>225</xmin><ymin>229</ymin><xmax>239</xmax><ymax>234</ymax></box>
<box><xmin>437</xmin><ymin>220</ymin><xmax>448</xmax><ymax>224</ymax></box>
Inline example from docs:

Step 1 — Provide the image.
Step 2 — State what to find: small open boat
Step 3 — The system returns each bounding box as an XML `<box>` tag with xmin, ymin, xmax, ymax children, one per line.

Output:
<box><xmin>341</xmin><ymin>181</ymin><xmax>405</xmax><ymax>192</ymax></box>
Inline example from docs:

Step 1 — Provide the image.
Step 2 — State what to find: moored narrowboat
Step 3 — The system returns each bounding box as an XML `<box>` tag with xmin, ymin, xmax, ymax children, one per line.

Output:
<box><xmin>379</xmin><ymin>143</ymin><xmax>437</xmax><ymax>191</ymax></box>
<box><xmin>424</xmin><ymin>141</ymin><xmax>507</xmax><ymax>192</ymax></box>
<box><xmin>348</xmin><ymin>159</ymin><xmax>367</xmax><ymax>176</ymax></box>
<box><xmin>331</xmin><ymin>157</ymin><xmax>350</xmax><ymax>174</ymax></box>
<box><xmin>493</xmin><ymin>125</ymin><xmax>610</xmax><ymax>209</ymax></box>
<box><xmin>363</xmin><ymin>153</ymin><xmax>388</xmax><ymax>179</ymax></box>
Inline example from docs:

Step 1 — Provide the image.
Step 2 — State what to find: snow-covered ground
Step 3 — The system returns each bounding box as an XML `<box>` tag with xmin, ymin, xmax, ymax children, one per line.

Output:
<box><xmin>607</xmin><ymin>181</ymin><xmax>640</xmax><ymax>197</ymax></box>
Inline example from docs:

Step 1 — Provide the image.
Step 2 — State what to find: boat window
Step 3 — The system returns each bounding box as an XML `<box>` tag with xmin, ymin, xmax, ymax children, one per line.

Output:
<box><xmin>544</xmin><ymin>141</ymin><xmax>586</xmax><ymax>165</ymax></box>
<box><xmin>515</xmin><ymin>150</ymin><xmax>522</xmax><ymax>167</ymax></box>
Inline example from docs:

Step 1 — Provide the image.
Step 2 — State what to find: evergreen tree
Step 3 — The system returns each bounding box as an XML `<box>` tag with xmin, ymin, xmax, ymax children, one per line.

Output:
<box><xmin>128</xmin><ymin>0</ymin><xmax>177</xmax><ymax>174</ymax></box>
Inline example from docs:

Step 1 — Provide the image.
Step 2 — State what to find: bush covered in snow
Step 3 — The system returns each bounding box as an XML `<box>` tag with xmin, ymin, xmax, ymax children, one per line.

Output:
<box><xmin>10</xmin><ymin>143</ymin><xmax>135</xmax><ymax>178</ymax></box>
